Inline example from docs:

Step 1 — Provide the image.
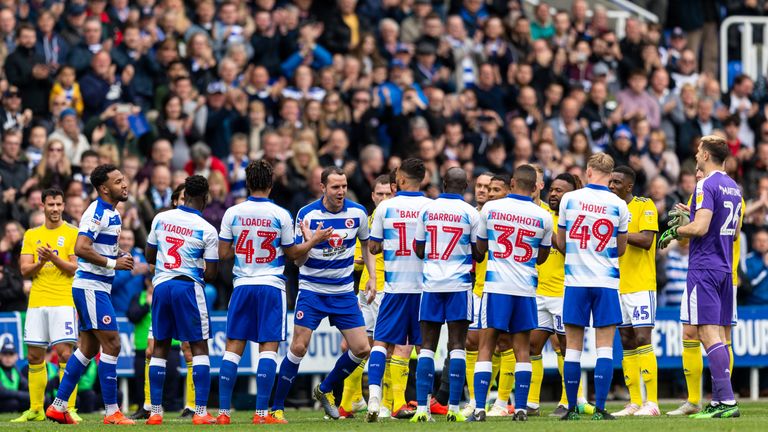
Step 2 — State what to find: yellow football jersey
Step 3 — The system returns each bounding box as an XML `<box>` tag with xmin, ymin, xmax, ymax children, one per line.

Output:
<box><xmin>473</xmin><ymin>253</ymin><xmax>487</xmax><ymax>298</ymax></box>
<box><xmin>20</xmin><ymin>223</ymin><xmax>78</xmax><ymax>308</ymax></box>
<box><xmin>686</xmin><ymin>196</ymin><xmax>744</xmax><ymax>286</ymax></box>
<box><xmin>536</xmin><ymin>202</ymin><xmax>564</xmax><ymax>297</ymax></box>
<box><xmin>354</xmin><ymin>213</ymin><xmax>385</xmax><ymax>292</ymax></box>
<box><xmin>618</xmin><ymin>197</ymin><xmax>658</xmax><ymax>294</ymax></box>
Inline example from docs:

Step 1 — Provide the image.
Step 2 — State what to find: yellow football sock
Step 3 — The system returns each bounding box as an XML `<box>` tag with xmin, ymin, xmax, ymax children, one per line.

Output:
<box><xmin>143</xmin><ymin>358</ymin><xmax>150</xmax><ymax>407</ymax></box>
<box><xmin>557</xmin><ymin>350</ymin><xmax>568</xmax><ymax>406</ymax></box>
<box><xmin>28</xmin><ymin>362</ymin><xmax>47</xmax><ymax>411</ymax></box>
<box><xmin>528</xmin><ymin>355</ymin><xmax>543</xmax><ymax>407</ymax></box>
<box><xmin>390</xmin><ymin>355</ymin><xmax>409</xmax><ymax>410</ymax></box>
<box><xmin>637</xmin><ymin>344</ymin><xmax>658</xmax><ymax>404</ymax></box>
<box><xmin>727</xmin><ymin>342</ymin><xmax>734</xmax><ymax>375</ymax></box>
<box><xmin>58</xmin><ymin>363</ymin><xmax>78</xmax><ymax>410</ymax></box>
<box><xmin>496</xmin><ymin>349</ymin><xmax>516</xmax><ymax>406</ymax></box>
<box><xmin>185</xmin><ymin>361</ymin><xmax>195</xmax><ymax>409</ymax></box>
<box><xmin>341</xmin><ymin>359</ymin><xmax>365</xmax><ymax>411</ymax></box>
<box><xmin>382</xmin><ymin>358</ymin><xmax>393</xmax><ymax>411</ymax></box>
<box><xmin>622</xmin><ymin>349</ymin><xmax>642</xmax><ymax>406</ymax></box>
<box><xmin>465</xmin><ymin>350</ymin><xmax>478</xmax><ymax>402</ymax></box>
<box><xmin>491</xmin><ymin>352</ymin><xmax>501</xmax><ymax>386</ymax></box>
<box><xmin>682</xmin><ymin>340</ymin><xmax>703</xmax><ymax>405</ymax></box>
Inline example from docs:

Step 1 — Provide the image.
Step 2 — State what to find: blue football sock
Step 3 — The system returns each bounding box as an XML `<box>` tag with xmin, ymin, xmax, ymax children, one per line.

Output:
<box><xmin>448</xmin><ymin>350</ymin><xmax>466</xmax><ymax>408</ymax></box>
<box><xmin>594</xmin><ymin>347</ymin><xmax>613</xmax><ymax>411</ymax></box>
<box><xmin>218</xmin><ymin>352</ymin><xmax>241</xmax><ymax>412</ymax></box>
<box><xmin>416</xmin><ymin>350</ymin><xmax>435</xmax><ymax>408</ymax></box>
<box><xmin>98</xmin><ymin>353</ymin><xmax>119</xmax><ymax>406</ymax></box>
<box><xmin>192</xmin><ymin>355</ymin><xmax>211</xmax><ymax>408</ymax></box>
<box><xmin>55</xmin><ymin>349</ymin><xmax>90</xmax><ymax>404</ymax></box>
<box><xmin>256</xmin><ymin>352</ymin><xmax>278</xmax><ymax>412</ymax></box>
<box><xmin>473</xmin><ymin>361</ymin><xmax>493</xmax><ymax>411</ymax></box>
<box><xmin>148</xmin><ymin>357</ymin><xmax>167</xmax><ymax>408</ymax></box>
<box><xmin>514</xmin><ymin>362</ymin><xmax>532</xmax><ymax>411</ymax></box>
<box><xmin>563</xmin><ymin>349</ymin><xmax>582</xmax><ymax>411</ymax></box>
<box><xmin>319</xmin><ymin>351</ymin><xmax>362</xmax><ymax>393</ymax></box>
<box><xmin>272</xmin><ymin>351</ymin><xmax>302</xmax><ymax>411</ymax></box>
<box><xmin>368</xmin><ymin>346</ymin><xmax>387</xmax><ymax>387</ymax></box>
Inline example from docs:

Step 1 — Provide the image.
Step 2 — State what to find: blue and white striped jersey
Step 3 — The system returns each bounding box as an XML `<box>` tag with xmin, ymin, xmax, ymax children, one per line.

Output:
<box><xmin>370</xmin><ymin>191</ymin><xmax>432</xmax><ymax>294</ymax></box>
<box><xmin>73</xmin><ymin>198</ymin><xmax>122</xmax><ymax>293</ymax></box>
<box><xmin>414</xmin><ymin>193</ymin><xmax>480</xmax><ymax>293</ymax></box>
<box><xmin>558</xmin><ymin>184</ymin><xmax>629</xmax><ymax>290</ymax></box>
<box><xmin>295</xmin><ymin>198</ymin><xmax>369</xmax><ymax>294</ymax></box>
<box><xmin>219</xmin><ymin>197</ymin><xmax>295</xmax><ymax>290</ymax></box>
<box><xmin>147</xmin><ymin>206</ymin><xmax>219</xmax><ymax>288</ymax></box>
<box><xmin>479</xmin><ymin>194</ymin><xmax>553</xmax><ymax>297</ymax></box>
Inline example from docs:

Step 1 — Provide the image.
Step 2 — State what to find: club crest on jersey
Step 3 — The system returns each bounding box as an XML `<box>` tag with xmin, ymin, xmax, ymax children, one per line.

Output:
<box><xmin>345</xmin><ymin>218</ymin><xmax>355</xmax><ymax>229</ymax></box>
<box><xmin>324</xmin><ymin>233</ymin><xmax>349</xmax><ymax>256</ymax></box>
<box><xmin>102</xmin><ymin>315</ymin><xmax>112</xmax><ymax>325</ymax></box>
<box><xmin>296</xmin><ymin>310</ymin><xmax>304</xmax><ymax>320</ymax></box>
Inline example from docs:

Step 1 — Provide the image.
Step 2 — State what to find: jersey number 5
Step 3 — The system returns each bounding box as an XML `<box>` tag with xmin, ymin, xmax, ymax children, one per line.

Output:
<box><xmin>236</xmin><ymin>229</ymin><xmax>277</xmax><ymax>263</ymax></box>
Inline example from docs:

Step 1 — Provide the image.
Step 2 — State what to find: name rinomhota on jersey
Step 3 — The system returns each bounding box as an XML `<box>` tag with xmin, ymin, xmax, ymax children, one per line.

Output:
<box><xmin>415</xmin><ymin>193</ymin><xmax>480</xmax><ymax>293</ymax></box>
<box><xmin>73</xmin><ymin>198</ymin><xmax>122</xmax><ymax>293</ymax></box>
<box><xmin>147</xmin><ymin>206</ymin><xmax>218</xmax><ymax>288</ymax></box>
<box><xmin>479</xmin><ymin>194</ymin><xmax>554</xmax><ymax>297</ymax></box>
<box><xmin>295</xmin><ymin>199</ymin><xmax>369</xmax><ymax>294</ymax></box>
<box><xmin>558</xmin><ymin>184</ymin><xmax>629</xmax><ymax>290</ymax></box>
<box><xmin>219</xmin><ymin>197</ymin><xmax>295</xmax><ymax>289</ymax></box>
<box><xmin>370</xmin><ymin>191</ymin><xmax>432</xmax><ymax>294</ymax></box>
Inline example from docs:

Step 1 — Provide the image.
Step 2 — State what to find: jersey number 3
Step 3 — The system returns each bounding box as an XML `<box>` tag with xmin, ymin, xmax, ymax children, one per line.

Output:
<box><xmin>164</xmin><ymin>236</ymin><xmax>184</xmax><ymax>269</ymax></box>
<box><xmin>236</xmin><ymin>229</ymin><xmax>277</xmax><ymax>263</ymax></box>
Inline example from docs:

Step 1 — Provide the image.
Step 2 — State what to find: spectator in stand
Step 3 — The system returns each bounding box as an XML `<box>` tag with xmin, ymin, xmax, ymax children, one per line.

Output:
<box><xmin>0</xmin><ymin>343</ymin><xmax>28</xmax><ymax>412</ymax></box>
<box><xmin>616</xmin><ymin>69</ymin><xmax>661</xmax><ymax>129</ymax></box>
<box><xmin>48</xmin><ymin>108</ymin><xmax>90</xmax><ymax>166</ymax></box>
<box><xmin>33</xmin><ymin>139</ymin><xmax>71</xmax><ymax>191</ymax></box>
<box><xmin>724</xmin><ymin>74</ymin><xmax>759</xmax><ymax>149</ymax></box>
<box><xmin>670</xmin><ymin>49</ymin><xmax>700</xmax><ymax>94</ymax></box>
<box><xmin>0</xmin><ymin>86</ymin><xmax>32</xmax><ymax>132</ymax></box>
<box><xmin>0</xmin><ymin>129</ymin><xmax>34</xmax><ymax>204</ymax></box>
<box><xmin>0</xmin><ymin>222</ymin><xmax>25</xmax><ymax>311</ymax></box>
<box><xmin>641</xmin><ymin>129</ymin><xmax>680</xmax><ymax>188</ymax></box>
<box><xmin>137</xmin><ymin>164</ymin><xmax>173</xmax><ymax>227</ymax></box>
<box><xmin>111</xmin><ymin>229</ymin><xmax>149</xmax><ymax>314</ymax></box>
<box><xmin>745</xmin><ymin>230</ymin><xmax>768</xmax><ymax>305</ymax></box>
<box><xmin>4</xmin><ymin>23</ymin><xmax>52</xmax><ymax>118</ymax></box>
<box><xmin>677</xmin><ymin>97</ymin><xmax>722</xmax><ymax>162</ymax></box>
<box><xmin>79</xmin><ymin>50</ymin><xmax>133</xmax><ymax>122</ymax></box>
<box><xmin>661</xmin><ymin>240</ymin><xmax>689</xmax><ymax>307</ymax></box>
<box><xmin>321</xmin><ymin>0</ymin><xmax>369</xmax><ymax>55</ymax></box>
<box><xmin>184</xmin><ymin>141</ymin><xmax>228</xmax><ymax>181</ymax></box>
<box><xmin>66</xmin><ymin>17</ymin><xmax>106</xmax><ymax>76</ymax></box>
<box><xmin>202</xmin><ymin>170</ymin><xmax>230</xmax><ymax>230</ymax></box>
<box><xmin>547</xmin><ymin>97</ymin><xmax>584</xmax><ymax>151</ymax></box>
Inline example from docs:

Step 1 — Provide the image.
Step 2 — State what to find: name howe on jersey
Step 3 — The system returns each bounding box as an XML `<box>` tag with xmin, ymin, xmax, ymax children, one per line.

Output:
<box><xmin>478</xmin><ymin>194</ymin><xmax>553</xmax><ymax>297</ymax></box>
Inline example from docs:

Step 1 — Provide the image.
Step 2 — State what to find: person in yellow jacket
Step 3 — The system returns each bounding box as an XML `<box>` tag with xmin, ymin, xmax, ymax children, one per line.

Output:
<box><xmin>12</xmin><ymin>189</ymin><xmax>80</xmax><ymax>423</ymax></box>
<box><xmin>609</xmin><ymin>166</ymin><xmax>660</xmax><ymax>417</ymax></box>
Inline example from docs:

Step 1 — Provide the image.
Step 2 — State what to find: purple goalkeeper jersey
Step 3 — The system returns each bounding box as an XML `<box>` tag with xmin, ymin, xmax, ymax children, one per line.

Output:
<box><xmin>689</xmin><ymin>171</ymin><xmax>742</xmax><ymax>272</ymax></box>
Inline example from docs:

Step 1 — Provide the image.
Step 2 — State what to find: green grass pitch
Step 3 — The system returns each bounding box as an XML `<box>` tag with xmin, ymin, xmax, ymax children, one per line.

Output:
<box><xmin>2</xmin><ymin>402</ymin><xmax>766</xmax><ymax>431</ymax></box>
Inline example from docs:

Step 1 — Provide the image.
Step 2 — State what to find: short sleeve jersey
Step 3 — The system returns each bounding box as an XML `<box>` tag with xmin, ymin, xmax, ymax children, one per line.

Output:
<box><xmin>479</xmin><ymin>194</ymin><xmax>554</xmax><ymax>297</ymax></box>
<box><xmin>558</xmin><ymin>184</ymin><xmax>630</xmax><ymax>290</ymax></box>
<box><xmin>295</xmin><ymin>198</ymin><xmax>369</xmax><ymax>294</ymax></box>
<box><xmin>73</xmin><ymin>198</ymin><xmax>122</xmax><ymax>293</ymax></box>
<box><xmin>535</xmin><ymin>202</ymin><xmax>565</xmax><ymax>297</ymax></box>
<box><xmin>689</xmin><ymin>171</ymin><xmax>742</xmax><ymax>272</ymax></box>
<box><xmin>147</xmin><ymin>206</ymin><xmax>219</xmax><ymax>287</ymax></box>
<box><xmin>414</xmin><ymin>193</ymin><xmax>481</xmax><ymax>293</ymax></box>
<box><xmin>219</xmin><ymin>197</ymin><xmax>295</xmax><ymax>290</ymax></box>
<box><xmin>21</xmin><ymin>223</ymin><xmax>78</xmax><ymax>307</ymax></box>
<box><xmin>369</xmin><ymin>191</ymin><xmax>432</xmax><ymax>294</ymax></box>
<box><xmin>618</xmin><ymin>196</ymin><xmax>658</xmax><ymax>294</ymax></box>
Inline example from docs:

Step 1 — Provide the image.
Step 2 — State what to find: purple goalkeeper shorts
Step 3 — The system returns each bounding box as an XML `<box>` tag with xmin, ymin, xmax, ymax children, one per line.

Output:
<box><xmin>685</xmin><ymin>269</ymin><xmax>733</xmax><ymax>326</ymax></box>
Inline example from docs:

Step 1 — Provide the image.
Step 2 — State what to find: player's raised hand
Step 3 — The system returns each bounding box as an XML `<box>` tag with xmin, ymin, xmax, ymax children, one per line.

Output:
<box><xmin>115</xmin><ymin>255</ymin><xmax>135</xmax><ymax>270</ymax></box>
<box><xmin>301</xmin><ymin>220</ymin><xmax>334</xmax><ymax>245</ymax></box>
<box><xmin>667</xmin><ymin>208</ymin><xmax>690</xmax><ymax>228</ymax></box>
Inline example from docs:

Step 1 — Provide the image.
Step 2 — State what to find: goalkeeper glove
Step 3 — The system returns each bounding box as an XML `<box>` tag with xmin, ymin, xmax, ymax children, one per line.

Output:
<box><xmin>657</xmin><ymin>226</ymin><xmax>679</xmax><ymax>250</ymax></box>
<box><xmin>667</xmin><ymin>208</ymin><xmax>690</xmax><ymax>229</ymax></box>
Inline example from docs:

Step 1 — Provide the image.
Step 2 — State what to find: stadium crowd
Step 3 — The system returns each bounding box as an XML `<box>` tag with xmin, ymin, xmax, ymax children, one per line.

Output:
<box><xmin>1</xmin><ymin>0</ymin><xmax>768</xmax><ymax>417</ymax></box>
